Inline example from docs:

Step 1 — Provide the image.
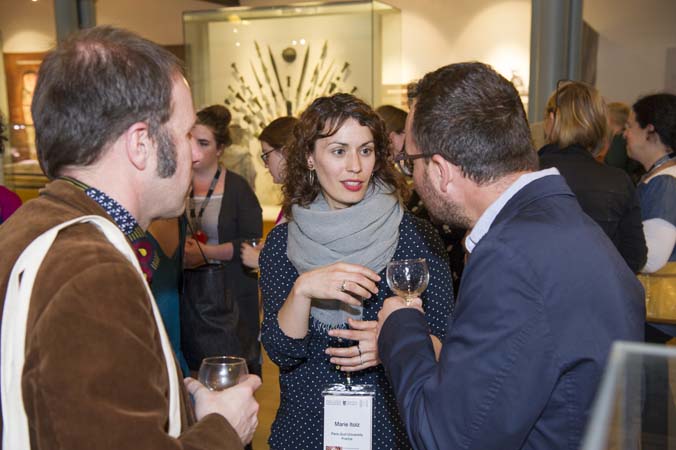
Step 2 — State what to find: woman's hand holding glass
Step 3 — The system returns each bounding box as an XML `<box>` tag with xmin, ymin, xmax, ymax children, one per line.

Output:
<box><xmin>241</xmin><ymin>240</ymin><xmax>263</xmax><ymax>269</ymax></box>
<box><xmin>294</xmin><ymin>262</ymin><xmax>381</xmax><ymax>307</ymax></box>
<box><xmin>326</xmin><ymin>318</ymin><xmax>380</xmax><ymax>372</ymax></box>
<box><xmin>278</xmin><ymin>262</ymin><xmax>380</xmax><ymax>342</ymax></box>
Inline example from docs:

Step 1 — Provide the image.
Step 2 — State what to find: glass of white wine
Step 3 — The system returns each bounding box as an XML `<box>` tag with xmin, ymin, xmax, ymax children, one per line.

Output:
<box><xmin>386</xmin><ymin>258</ymin><xmax>430</xmax><ymax>306</ymax></box>
<box><xmin>198</xmin><ymin>356</ymin><xmax>248</xmax><ymax>391</ymax></box>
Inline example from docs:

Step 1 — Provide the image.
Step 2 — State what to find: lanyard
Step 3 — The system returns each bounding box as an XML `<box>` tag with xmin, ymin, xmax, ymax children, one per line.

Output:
<box><xmin>647</xmin><ymin>152</ymin><xmax>675</xmax><ymax>173</ymax></box>
<box><xmin>642</xmin><ymin>152</ymin><xmax>676</xmax><ymax>182</ymax></box>
<box><xmin>189</xmin><ymin>166</ymin><xmax>222</xmax><ymax>221</ymax></box>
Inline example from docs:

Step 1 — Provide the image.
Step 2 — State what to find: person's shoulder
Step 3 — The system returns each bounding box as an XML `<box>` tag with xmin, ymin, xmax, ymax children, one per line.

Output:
<box><xmin>596</xmin><ymin>159</ymin><xmax>634</xmax><ymax>185</ymax></box>
<box><xmin>263</xmin><ymin>222</ymin><xmax>288</xmax><ymax>251</ymax></box>
<box><xmin>260</xmin><ymin>223</ymin><xmax>289</xmax><ymax>269</ymax></box>
<box><xmin>400</xmin><ymin>210</ymin><xmax>437</xmax><ymax>238</ymax></box>
<box><xmin>643</xmin><ymin>171</ymin><xmax>676</xmax><ymax>193</ymax></box>
<box><xmin>226</xmin><ymin>170</ymin><xmax>253</xmax><ymax>191</ymax></box>
<box><xmin>639</xmin><ymin>172</ymin><xmax>676</xmax><ymax>215</ymax></box>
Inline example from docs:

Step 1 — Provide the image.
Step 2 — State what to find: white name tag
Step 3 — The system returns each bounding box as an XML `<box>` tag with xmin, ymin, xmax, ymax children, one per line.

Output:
<box><xmin>323</xmin><ymin>384</ymin><xmax>374</xmax><ymax>450</ymax></box>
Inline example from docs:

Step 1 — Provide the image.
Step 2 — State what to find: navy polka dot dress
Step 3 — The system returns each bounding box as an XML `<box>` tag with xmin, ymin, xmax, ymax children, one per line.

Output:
<box><xmin>260</xmin><ymin>212</ymin><xmax>454</xmax><ymax>450</ymax></box>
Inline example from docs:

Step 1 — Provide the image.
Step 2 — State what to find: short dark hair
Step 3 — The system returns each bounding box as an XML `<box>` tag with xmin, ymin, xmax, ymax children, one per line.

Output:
<box><xmin>259</xmin><ymin>116</ymin><xmax>298</xmax><ymax>151</ymax></box>
<box><xmin>196</xmin><ymin>104</ymin><xmax>233</xmax><ymax>148</ymax></box>
<box><xmin>282</xmin><ymin>93</ymin><xmax>407</xmax><ymax>218</ymax></box>
<box><xmin>632</xmin><ymin>93</ymin><xmax>676</xmax><ymax>150</ymax></box>
<box><xmin>31</xmin><ymin>26</ymin><xmax>184</xmax><ymax>178</ymax></box>
<box><xmin>408</xmin><ymin>62</ymin><xmax>537</xmax><ymax>185</ymax></box>
<box><xmin>375</xmin><ymin>105</ymin><xmax>407</xmax><ymax>134</ymax></box>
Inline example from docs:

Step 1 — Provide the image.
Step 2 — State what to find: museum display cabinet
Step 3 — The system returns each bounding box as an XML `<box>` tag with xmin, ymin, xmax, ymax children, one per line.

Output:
<box><xmin>183</xmin><ymin>1</ymin><xmax>401</xmax><ymax>211</ymax></box>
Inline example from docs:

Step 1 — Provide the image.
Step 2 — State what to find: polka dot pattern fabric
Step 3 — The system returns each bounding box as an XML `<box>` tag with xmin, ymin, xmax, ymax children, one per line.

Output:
<box><xmin>260</xmin><ymin>212</ymin><xmax>454</xmax><ymax>450</ymax></box>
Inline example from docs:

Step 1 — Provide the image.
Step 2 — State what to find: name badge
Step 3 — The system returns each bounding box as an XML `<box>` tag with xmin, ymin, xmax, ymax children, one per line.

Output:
<box><xmin>323</xmin><ymin>383</ymin><xmax>375</xmax><ymax>450</ymax></box>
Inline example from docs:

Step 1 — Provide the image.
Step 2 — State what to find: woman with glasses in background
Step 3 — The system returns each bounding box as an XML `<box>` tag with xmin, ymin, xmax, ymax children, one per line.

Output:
<box><xmin>624</xmin><ymin>92</ymin><xmax>676</xmax><ymax>449</ymax></box>
<box><xmin>241</xmin><ymin>116</ymin><xmax>298</xmax><ymax>270</ymax></box>
<box><xmin>537</xmin><ymin>80</ymin><xmax>647</xmax><ymax>273</ymax></box>
<box><xmin>259</xmin><ymin>93</ymin><xmax>453</xmax><ymax>450</ymax></box>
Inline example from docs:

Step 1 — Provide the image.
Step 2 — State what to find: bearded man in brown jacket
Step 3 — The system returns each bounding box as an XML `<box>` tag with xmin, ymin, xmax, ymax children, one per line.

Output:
<box><xmin>0</xmin><ymin>26</ymin><xmax>260</xmax><ymax>449</ymax></box>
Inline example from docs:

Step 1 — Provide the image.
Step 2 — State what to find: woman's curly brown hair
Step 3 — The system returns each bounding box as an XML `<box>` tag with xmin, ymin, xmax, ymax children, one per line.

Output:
<box><xmin>282</xmin><ymin>93</ymin><xmax>408</xmax><ymax>218</ymax></box>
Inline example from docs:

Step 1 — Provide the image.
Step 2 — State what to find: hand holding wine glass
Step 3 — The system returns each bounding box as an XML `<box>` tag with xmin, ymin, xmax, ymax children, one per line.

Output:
<box><xmin>198</xmin><ymin>356</ymin><xmax>249</xmax><ymax>390</ymax></box>
<box><xmin>184</xmin><ymin>373</ymin><xmax>261</xmax><ymax>444</ymax></box>
<box><xmin>386</xmin><ymin>258</ymin><xmax>430</xmax><ymax>306</ymax></box>
<box><xmin>241</xmin><ymin>238</ymin><xmax>263</xmax><ymax>270</ymax></box>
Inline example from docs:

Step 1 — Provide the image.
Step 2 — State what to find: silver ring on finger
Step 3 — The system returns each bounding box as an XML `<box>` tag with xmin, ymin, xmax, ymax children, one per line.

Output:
<box><xmin>340</xmin><ymin>280</ymin><xmax>348</xmax><ymax>292</ymax></box>
<box><xmin>357</xmin><ymin>343</ymin><xmax>362</xmax><ymax>357</ymax></box>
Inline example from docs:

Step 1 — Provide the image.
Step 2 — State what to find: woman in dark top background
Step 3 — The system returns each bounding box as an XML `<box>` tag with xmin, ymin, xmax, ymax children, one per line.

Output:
<box><xmin>184</xmin><ymin>104</ymin><xmax>263</xmax><ymax>376</ymax></box>
<box><xmin>538</xmin><ymin>81</ymin><xmax>647</xmax><ymax>273</ymax></box>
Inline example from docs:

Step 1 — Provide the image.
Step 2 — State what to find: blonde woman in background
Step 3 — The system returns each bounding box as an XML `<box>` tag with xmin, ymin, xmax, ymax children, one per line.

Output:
<box><xmin>538</xmin><ymin>81</ymin><xmax>647</xmax><ymax>273</ymax></box>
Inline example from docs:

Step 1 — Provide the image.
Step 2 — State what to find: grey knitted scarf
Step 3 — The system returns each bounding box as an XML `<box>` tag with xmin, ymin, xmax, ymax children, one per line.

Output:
<box><xmin>287</xmin><ymin>181</ymin><xmax>403</xmax><ymax>329</ymax></box>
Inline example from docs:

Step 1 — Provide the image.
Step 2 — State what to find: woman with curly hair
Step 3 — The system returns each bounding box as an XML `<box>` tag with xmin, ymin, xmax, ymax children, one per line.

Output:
<box><xmin>259</xmin><ymin>93</ymin><xmax>454</xmax><ymax>449</ymax></box>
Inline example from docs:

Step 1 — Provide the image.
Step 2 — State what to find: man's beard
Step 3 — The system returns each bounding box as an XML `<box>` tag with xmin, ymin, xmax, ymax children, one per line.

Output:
<box><xmin>155</xmin><ymin>126</ymin><xmax>177</xmax><ymax>178</ymax></box>
<box><xmin>416</xmin><ymin>168</ymin><xmax>472</xmax><ymax>230</ymax></box>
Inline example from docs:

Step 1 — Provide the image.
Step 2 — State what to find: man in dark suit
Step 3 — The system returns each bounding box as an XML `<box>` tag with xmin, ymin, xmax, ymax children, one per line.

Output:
<box><xmin>377</xmin><ymin>62</ymin><xmax>645</xmax><ymax>450</ymax></box>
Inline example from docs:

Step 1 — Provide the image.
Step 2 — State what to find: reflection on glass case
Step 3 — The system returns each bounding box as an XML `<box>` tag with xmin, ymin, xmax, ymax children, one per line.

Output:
<box><xmin>2</xmin><ymin>52</ymin><xmax>49</xmax><ymax>196</ymax></box>
<box><xmin>183</xmin><ymin>1</ymin><xmax>401</xmax><ymax>214</ymax></box>
<box><xmin>581</xmin><ymin>341</ymin><xmax>676</xmax><ymax>450</ymax></box>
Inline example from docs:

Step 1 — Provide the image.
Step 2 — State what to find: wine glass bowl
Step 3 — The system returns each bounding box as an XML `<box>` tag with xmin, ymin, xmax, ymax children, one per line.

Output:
<box><xmin>198</xmin><ymin>356</ymin><xmax>248</xmax><ymax>391</ymax></box>
<box><xmin>244</xmin><ymin>238</ymin><xmax>261</xmax><ymax>248</ymax></box>
<box><xmin>386</xmin><ymin>258</ymin><xmax>430</xmax><ymax>306</ymax></box>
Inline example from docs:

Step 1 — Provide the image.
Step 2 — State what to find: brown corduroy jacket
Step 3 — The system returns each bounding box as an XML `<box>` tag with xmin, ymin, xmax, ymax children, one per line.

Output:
<box><xmin>0</xmin><ymin>180</ymin><xmax>242</xmax><ymax>450</ymax></box>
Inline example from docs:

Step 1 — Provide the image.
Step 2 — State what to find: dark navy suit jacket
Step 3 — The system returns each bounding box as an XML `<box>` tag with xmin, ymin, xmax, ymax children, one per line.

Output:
<box><xmin>379</xmin><ymin>174</ymin><xmax>645</xmax><ymax>450</ymax></box>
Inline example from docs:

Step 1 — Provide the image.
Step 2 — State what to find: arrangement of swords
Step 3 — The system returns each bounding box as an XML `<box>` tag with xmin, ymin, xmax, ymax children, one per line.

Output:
<box><xmin>224</xmin><ymin>40</ymin><xmax>356</xmax><ymax>136</ymax></box>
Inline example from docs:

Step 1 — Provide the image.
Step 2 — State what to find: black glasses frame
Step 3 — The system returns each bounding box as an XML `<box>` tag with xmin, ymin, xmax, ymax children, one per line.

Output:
<box><xmin>394</xmin><ymin>146</ymin><xmax>433</xmax><ymax>176</ymax></box>
<box><xmin>260</xmin><ymin>147</ymin><xmax>278</xmax><ymax>164</ymax></box>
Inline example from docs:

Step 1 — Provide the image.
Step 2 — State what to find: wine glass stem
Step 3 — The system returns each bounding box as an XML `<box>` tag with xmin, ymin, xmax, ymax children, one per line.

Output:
<box><xmin>404</xmin><ymin>296</ymin><xmax>413</xmax><ymax>306</ymax></box>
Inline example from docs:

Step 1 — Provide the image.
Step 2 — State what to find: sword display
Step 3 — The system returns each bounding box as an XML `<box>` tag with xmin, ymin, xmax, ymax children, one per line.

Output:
<box><xmin>255</xmin><ymin>40</ymin><xmax>282</xmax><ymax>115</ymax></box>
<box><xmin>231</xmin><ymin>62</ymin><xmax>267</xmax><ymax>125</ymax></box>
<box><xmin>250</xmin><ymin>61</ymin><xmax>275</xmax><ymax>116</ymax></box>
<box><xmin>268</xmin><ymin>45</ymin><xmax>292</xmax><ymax>115</ymax></box>
<box><xmin>295</xmin><ymin>45</ymin><xmax>310</xmax><ymax>111</ymax></box>
<box><xmin>304</xmin><ymin>40</ymin><xmax>328</xmax><ymax>104</ymax></box>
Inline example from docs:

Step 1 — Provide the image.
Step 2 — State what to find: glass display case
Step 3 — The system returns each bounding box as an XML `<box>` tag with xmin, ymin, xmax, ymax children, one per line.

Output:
<box><xmin>2</xmin><ymin>52</ymin><xmax>49</xmax><ymax>198</ymax></box>
<box><xmin>581</xmin><ymin>341</ymin><xmax>676</xmax><ymax>449</ymax></box>
<box><xmin>183</xmin><ymin>0</ymin><xmax>401</xmax><ymax>215</ymax></box>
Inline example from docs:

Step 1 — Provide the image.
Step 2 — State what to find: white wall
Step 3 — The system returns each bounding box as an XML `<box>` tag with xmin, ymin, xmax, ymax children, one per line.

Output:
<box><xmin>96</xmin><ymin>0</ymin><xmax>218</xmax><ymax>44</ymax></box>
<box><xmin>0</xmin><ymin>0</ymin><xmax>220</xmax><ymax>52</ymax></box>
<box><xmin>2</xmin><ymin>0</ymin><xmax>675</xmax><ymax>106</ymax></box>
<box><xmin>584</xmin><ymin>0</ymin><xmax>676</xmax><ymax>104</ymax></box>
<box><xmin>0</xmin><ymin>0</ymin><xmax>531</xmax><ymax>85</ymax></box>
<box><xmin>0</xmin><ymin>0</ymin><xmax>56</xmax><ymax>52</ymax></box>
<box><xmin>243</xmin><ymin>0</ymin><xmax>531</xmax><ymax>86</ymax></box>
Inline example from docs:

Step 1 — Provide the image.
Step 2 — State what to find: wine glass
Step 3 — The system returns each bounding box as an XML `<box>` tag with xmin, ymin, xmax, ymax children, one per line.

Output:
<box><xmin>244</xmin><ymin>238</ymin><xmax>261</xmax><ymax>248</ymax></box>
<box><xmin>386</xmin><ymin>258</ymin><xmax>430</xmax><ymax>306</ymax></box>
<box><xmin>198</xmin><ymin>356</ymin><xmax>248</xmax><ymax>391</ymax></box>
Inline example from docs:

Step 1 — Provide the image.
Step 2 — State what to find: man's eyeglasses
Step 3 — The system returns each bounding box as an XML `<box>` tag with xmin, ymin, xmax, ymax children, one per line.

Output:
<box><xmin>261</xmin><ymin>147</ymin><xmax>278</xmax><ymax>164</ymax></box>
<box><xmin>394</xmin><ymin>146</ymin><xmax>432</xmax><ymax>177</ymax></box>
